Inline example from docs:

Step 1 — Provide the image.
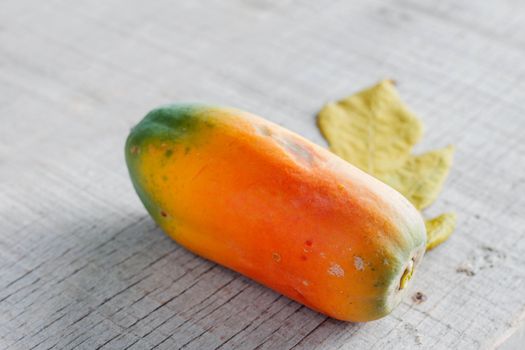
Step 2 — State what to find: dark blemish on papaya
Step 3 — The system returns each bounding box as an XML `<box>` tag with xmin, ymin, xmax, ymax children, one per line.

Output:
<box><xmin>160</xmin><ymin>211</ymin><xmax>167</xmax><ymax>217</ymax></box>
<box><xmin>165</xmin><ymin>149</ymin><xmax>173</xmax><ymax>158</ymax></box>
<box><xmin>305</xmin><ymin>240</ymin><xmax>313</xmax><ymax>246</ymax></box>
<box><xmin>412</xmin><ymin>292</ymin><xmax>427</xmax><ymax>304</ymax></box>
<box><xmin>272</xmin><ymin>252</ymin><xmax>281</xmax><ymax>263</ymax></box>
<box><xmin>373</xmin><ymin>280</ymin><xmax>385</xmax><ymax>287</ymax></box>
<box><xmin>130</xmin><ymin>145</ymin><xmax>139</xmax><ymax>155</ymax></box>
<box><xmin>162</xmin><ymin>176</ymin><xmax>168</xmax><ymax>182</ymax></box>
<box><xmin>184</xmin><ymin>146</ymin><xmax>191</xmax><ymax>155</ymax></box>
<box><xmin>300</xmin><ymin>255</ymin><xmax>307</xmax><ymax>261</ymax></box>
<box><xmin>204</xmin><ymin>121</ymin><xmax>215</xmax><ymax>128</ymax></box>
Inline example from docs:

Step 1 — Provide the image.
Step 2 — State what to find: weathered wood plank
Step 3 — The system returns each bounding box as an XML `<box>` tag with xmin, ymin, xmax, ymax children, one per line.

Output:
<box><xmin>1</xmin><ymin>0</ymin><xmax>524</xmax><ymax>349</ymax></box>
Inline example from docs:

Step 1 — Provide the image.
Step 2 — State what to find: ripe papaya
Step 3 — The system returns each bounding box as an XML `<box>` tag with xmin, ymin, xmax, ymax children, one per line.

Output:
<box><xmin>125</xmin><ymin>104</ymin><xmax>426</xmax><ymax>321</ymax></box>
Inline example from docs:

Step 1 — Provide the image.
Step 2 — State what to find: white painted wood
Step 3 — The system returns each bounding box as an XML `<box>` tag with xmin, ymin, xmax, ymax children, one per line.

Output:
<box><xmin>1</xmin><ymin>0</ymin><xmax>524</xmax><ymax>349</ymax></box>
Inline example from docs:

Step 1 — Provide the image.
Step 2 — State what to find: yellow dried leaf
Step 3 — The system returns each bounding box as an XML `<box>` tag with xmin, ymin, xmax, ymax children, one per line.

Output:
<box><xmin>318</xmin><ymin>80</ymin><xmax>423</xmax><ymax>174</ymax></box>
<box><xmin>377</xmin><ymin>146</ymin><xmax>454</xmax><ymax>210</ymax></box>
<box><xmin>425</xmin><ymin>213</ymin><xmax>457</xmax><ymax>251</ymax></box>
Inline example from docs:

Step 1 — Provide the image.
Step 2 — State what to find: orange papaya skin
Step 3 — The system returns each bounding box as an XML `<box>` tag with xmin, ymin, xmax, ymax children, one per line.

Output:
<box><xmin>125</xmin><ymin>104</ymin><xmax>426</xmax><ymax>322</ymax></box>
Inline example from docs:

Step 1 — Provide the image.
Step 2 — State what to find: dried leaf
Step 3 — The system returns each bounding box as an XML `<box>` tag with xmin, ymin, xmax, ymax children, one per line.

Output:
<box><xmin>317</xmin><ymin>80</ymin><xmax>456</xmax><ymax>250</ymax></box>
<box><xmin>318</xmin><ymin>80</ymin><xmax>423</xmax><ymax>174</ymax></box>
<box><xmin>425</xmin><ymin>213</ymin><xmax>457</xmax><ymax>251</ymax></box>
<box><xmin>377</xmin><ymin>146</ymin><xmax>454</xmax><ymax>210</ymax></box>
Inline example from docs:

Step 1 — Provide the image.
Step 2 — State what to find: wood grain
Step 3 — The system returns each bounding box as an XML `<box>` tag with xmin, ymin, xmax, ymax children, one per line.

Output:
<box><xmin>1</xmin><ymin>0</ymin><xmax>524</xmax><ymax>349</ymax></box>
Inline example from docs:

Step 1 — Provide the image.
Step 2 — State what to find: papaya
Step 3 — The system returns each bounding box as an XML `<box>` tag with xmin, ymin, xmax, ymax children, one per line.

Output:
<box><xmin>125</xmin><ymin>104</ymin><xmax>427</xmax><ymax>322</ymax></box>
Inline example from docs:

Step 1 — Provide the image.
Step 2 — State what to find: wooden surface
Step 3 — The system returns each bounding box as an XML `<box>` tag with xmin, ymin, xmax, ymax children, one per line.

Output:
<box><xmin>1</xmin><ymin>0</ymin><xmax>525</xmax><ymax>349</ymax></box>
